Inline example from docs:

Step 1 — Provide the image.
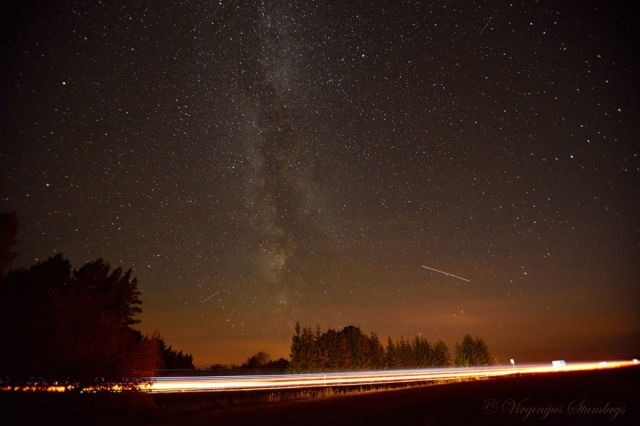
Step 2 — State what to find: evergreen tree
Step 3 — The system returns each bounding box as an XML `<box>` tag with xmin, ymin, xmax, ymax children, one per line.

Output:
<box><xmin>287</xmin><ymin>322</ymin><xmax>462</xmax><ymax>373</ymax></box>
<box><xmin>454</xmin><ymin>334</ymin><xmax>497</xmax><ymax>367</ymax></box>
<box><xmin>287</xmin><ymin>321</ymin><xmax>304</xmax><ymax>373</ymax></box>
<box><xmin>287</xmin><ymin>322</ymin><xmax>317</xmax><ymax>372</ymax></box>
<box><xmin>343</xmin><ymin>325</ymin><xmax>369</xmax><ymax>370</ymax></box>
<box><xmin>369</xmin><ymin>332</ymin><xmax>386</xmax><ymax>369</ymax></box>
<box><xmin>290</xmin><ymin>322</ymin><xmax>301</xmax><ymax>360</ymax></box>
<box><xmin>432</xmin><ymin>339</ymin><xmax>451</xmax><ymax>367</ymax></box>
<box><xmin>300</xmin><ymin>325</ymin><xmax>317</xmax><ymax>371</ymax></box>
<box><xmin>314</xmin><ymin>325</ymin><xmax>327</xmax><ymax>370</ymax></box>
<box><xmin>412</xmin><ymin>336</ymin><xmax>432</xmax><ymax>367</ymax></box>
<box><xmin>397</xmin><ymin>337</ymin><xmax>413</xmax><ymax>368</ymax></box>
<box><xmin>157</xmin><ymin>335</ymin><xmax>195</xmax><ymax>369</ymax></box>
<box><xmin>321</xmin><ymin>327</ymin><xmax>348</xmax><ymax>371</ymax></box>
<box><xmin>386</xmin><ymin>336</ymin><xmax>402</xmax><ymax>369</ymax></box>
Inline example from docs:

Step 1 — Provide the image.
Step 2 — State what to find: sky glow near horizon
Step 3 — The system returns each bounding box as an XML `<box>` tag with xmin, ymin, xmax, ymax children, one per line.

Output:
<box><xmin>1</xmin><ymin>0</ymin><xmax>638</xmax><ymax>366</ymax></box>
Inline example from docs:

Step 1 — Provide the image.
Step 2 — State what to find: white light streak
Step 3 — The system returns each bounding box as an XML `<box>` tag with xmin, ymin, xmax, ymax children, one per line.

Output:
<box><xmin>479</xmin><ymin>0</ymin><xmax>505</xmax><ymax>35</ymax></box>
<box><xmin>421</xmin><ymin>265</ymin><xmax>470</xmax><ymax>282</ymax></box>
<box><xmin>201</xmin><ymin>290</ymin><xmax>220</xmax><ymax>303</ymax></box>
<box><xmin>144</xmin><ymin>360</ymin><xmax>637</xmax><ymax>393</ymax></box>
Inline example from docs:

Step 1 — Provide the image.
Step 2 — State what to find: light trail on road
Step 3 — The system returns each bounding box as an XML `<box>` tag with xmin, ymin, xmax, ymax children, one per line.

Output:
<box><xmin>146</xmin><ymin>360</ymin><xmax>637</xmax><ymax>393</ymax></box>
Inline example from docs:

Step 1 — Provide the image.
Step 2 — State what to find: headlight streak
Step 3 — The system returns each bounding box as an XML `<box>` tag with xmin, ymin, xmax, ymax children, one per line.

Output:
<box><xmin>145</xmin><ymin>360</ymin><xmax>637</xmax><ymax>393</ymax></box>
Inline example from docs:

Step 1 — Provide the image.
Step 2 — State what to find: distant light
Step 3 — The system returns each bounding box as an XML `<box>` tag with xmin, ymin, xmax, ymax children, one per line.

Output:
<box><xmin>510</xmin><ymin>359</ymin><xmax>515</xmax><ymax>365</ymax></box>
<box><xmin>633</xmin><ymin>359</ymin><xmax>638</xmax><ymax>365</ymax></box>
<box><xmin>599</xmin><ymin>361</ymin><xmax>607</xmax><ymax>367</ymax></box>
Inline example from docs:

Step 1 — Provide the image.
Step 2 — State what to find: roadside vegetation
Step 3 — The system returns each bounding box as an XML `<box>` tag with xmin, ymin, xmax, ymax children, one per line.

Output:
<box><xmin>287</xmin><ymin>322</ymin><xmax>496</xmax><ymax>374</ymax></box>
<box><xmin>0</xmin><ymin>213</ymin><xmax>193</xmax><ymax>391</ymax></box>
<box><xmin>1</xmin><ymin>212</ymin><xmax>495</xmax><ymax>392</ymax></box>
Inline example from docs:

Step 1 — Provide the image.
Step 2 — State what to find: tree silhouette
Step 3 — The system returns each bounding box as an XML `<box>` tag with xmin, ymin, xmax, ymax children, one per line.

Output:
<box><xmin>454</xmin><ymin>334</ymin><xmax>497</xmax><ymax>367</ymax></box>
<box><xmin>0</xmin><ymin>254</ymin><xmax>160</xmax><ymax>386</ymax></box>
<box><xmin>157</xmin><ymin>335</ymin><xmax>195</xmax><ymax>370</ymax></box>
<box><xmin>0</xmin><ymin>214</ymin><xmax>190</xmax><ymax>388</ymax></box>
<box><xmin>386</xmin><ymin>336</ymin><xmax>403</xmax><ymax>369</ymax></box>
<box><xmin>74</xmin><ymin>259</ymin><xmax>142</xmax><ymax>326</ymax></box>
<box><xmin>432</xmin><ymin>339</ymin><xmax>452</xmax><ymax>367</ymax></box>
<box><xmin>287</xmin><ymin>321</ymin><xmax>310</xmax><ymax>373</ymax></box>
<box><xmin>243</xmin><ymin>351</ymin><xmax>271</xmax><ymax>369</ymax></box>
<box><xmin>343</xmin><ymin>325</ymin><xmax>369</xmax><ymax>370</ymax></box>
<box><xmin>288</xmin><ymin>322</ymin><xmax>460</xmax><ymax>373</ymax></box>
<box><xmin>369</xmin><ymin>332</ymin><xmax>386</xmax><ymax>369</ymax></box>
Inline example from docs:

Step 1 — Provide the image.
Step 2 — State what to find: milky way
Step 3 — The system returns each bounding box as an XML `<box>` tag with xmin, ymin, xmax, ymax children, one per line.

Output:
<box><xmin>1</xmin><ymin>0</ymin><xmax>638</xmax><ymax>365</ymax></box>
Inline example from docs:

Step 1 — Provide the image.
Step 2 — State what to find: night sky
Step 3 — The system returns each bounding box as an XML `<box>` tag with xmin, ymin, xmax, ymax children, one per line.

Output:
<box><xmin>2</xmin><ymin>0</ymin><xmax>638</xmax><ymax>367</ymax></box>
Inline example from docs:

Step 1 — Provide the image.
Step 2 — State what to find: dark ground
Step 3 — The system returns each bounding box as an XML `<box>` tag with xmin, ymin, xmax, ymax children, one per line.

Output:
<box><xmin>2</xmin><ymin>366</ymin><xmax>638</xmax><ymax>425</ymax></box>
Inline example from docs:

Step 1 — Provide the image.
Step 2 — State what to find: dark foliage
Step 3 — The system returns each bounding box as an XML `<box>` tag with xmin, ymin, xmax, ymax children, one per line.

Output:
<box><xmin>241</xmin><ymin>351</ymin><xmax>290</xmax><ymax>370</ymax></box>
<box><xmin>157</xmin><ymin>336</ymin><xmax>195</xmax><ymax>370</ymax></box>
<box><xmin>454</xmin><ymin>334</ymin><xmax>497</xmax><ymax>367</ymax></box>
<box><xmin>288</xmin><ymin>322</ymin><xmax>452</xmax><ymax>373</ymax></box>
<box><xmin>0</xmin><ymin>254</ymin><xmax>160</xmax><ymax>387</ymax></box>
<box><xmin>0</xmin><ymin>213</ymin><xmax>191</xmax><ymax>388</ymax></box>
<box><xmin>242</xmin><ymin>351</ymin><xmax>271</xmax><ymax>369</ymax></box>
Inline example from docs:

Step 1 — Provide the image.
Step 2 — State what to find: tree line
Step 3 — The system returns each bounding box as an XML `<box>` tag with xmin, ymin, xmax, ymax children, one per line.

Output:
<box><xmin>287</xmin><ymin>322</ymin><xmax>496</xmax><ymax>373</ymax></box>
<box><xmin>0</xmin><ymin>212</ymin><xmax>194</xmax><ymax>389</ymax></box>
<box><xmin>0</xmin><ymin>211</ymin><xmax>498</xmax><ymax>383</ymax></box>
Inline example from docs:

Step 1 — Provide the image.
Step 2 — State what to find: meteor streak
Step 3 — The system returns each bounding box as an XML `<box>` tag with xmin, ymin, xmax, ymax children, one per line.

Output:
<box><xmin>479</xmin><ymin>0</ymin><xmax>505</xmax><ymax>35</ymax></box>
<box><xmin>201</xmin><ymin>290</ymin><xmax>221</xmax><ymax>303</ymax></box>
<box><xmin>421</xmin><ymin>265</ymin><xmax>470</xmax><ymax>282</ymax></box>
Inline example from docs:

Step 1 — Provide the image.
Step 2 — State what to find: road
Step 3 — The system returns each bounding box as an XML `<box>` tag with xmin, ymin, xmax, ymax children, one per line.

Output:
<box><xmin>146</xmin><ymin>359</ymin><xmax>637</xmax><ymax>393</ymax></box>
